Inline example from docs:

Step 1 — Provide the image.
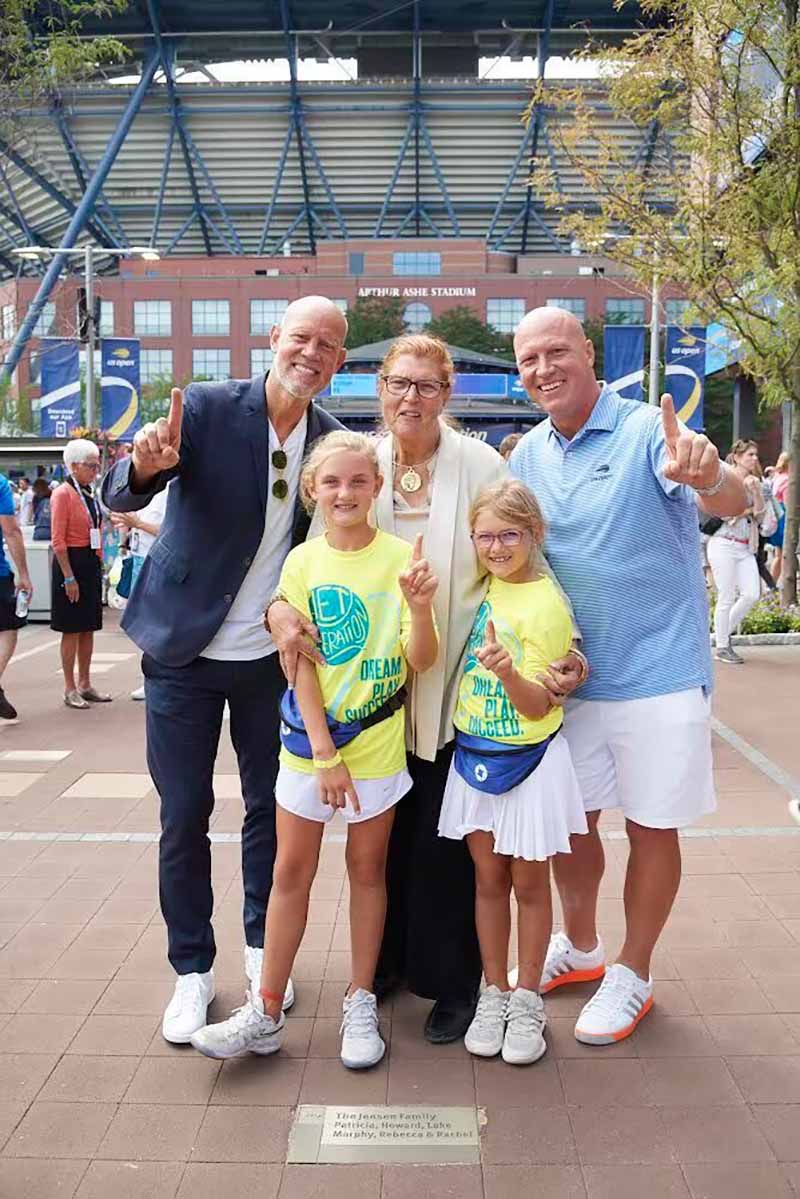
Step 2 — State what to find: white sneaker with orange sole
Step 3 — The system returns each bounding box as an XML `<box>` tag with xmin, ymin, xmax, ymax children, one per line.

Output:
<box><xmin>574</xmin><ymin>963</ymin><xmax>653</xmax><ymax>1045</ymax></box>
<box><xmin>539</xmin><ymin>931</ymin><xmax>606</xmax><ymax>994</ymax></box>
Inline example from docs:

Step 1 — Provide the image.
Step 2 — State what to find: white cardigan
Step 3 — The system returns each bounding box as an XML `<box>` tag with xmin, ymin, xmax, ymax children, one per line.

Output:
<box><xmin>374</xmin><ymin>422</ymin><xmax>506</xmax><ymax>762</ymax></box>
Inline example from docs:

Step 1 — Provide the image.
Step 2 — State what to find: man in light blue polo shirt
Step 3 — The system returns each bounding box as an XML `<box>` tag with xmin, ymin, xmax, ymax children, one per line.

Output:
<box><xmin>509</xmin><ymin>306</ymin><xmax>746</xmax><ymax>1045</ymax></box>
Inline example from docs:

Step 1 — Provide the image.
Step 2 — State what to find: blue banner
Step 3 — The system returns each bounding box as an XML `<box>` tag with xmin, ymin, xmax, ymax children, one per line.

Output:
<box><xmin>604</xmin><ymin>325</ymin><xmax>645</xmax><ymax>401</ymax></box>
<box><xmin>101</xmin><ymin>338</ymin><xmax>141</xmax><ymax>439</ymax></box>
<box><xmin>39</xmin><ymin>339</ymin><xmax>80</xmax><ymax>437</ymax></box>
<box><xmin>665</xmin><ymin>325</ymin><xmax>705</xmax><ymax>430</ymax></box>
<box><xmin>452</xmin><ymin>373</ymin><xmax>508</xmax><ymax>398</ymax></box>
<box><xmin>330</xmin><ymin>373</ymin><xmax>377</xmax><ymax>398</ymax></box>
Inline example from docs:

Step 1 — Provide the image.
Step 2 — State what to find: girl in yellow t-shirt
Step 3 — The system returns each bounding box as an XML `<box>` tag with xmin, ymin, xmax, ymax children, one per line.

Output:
<box><xmin>438</xmin><ymin>479</ymin><xmax>587</xmax><ymax>1066</ymax></box>
<box><xmin>191</xmin><ymin>431</ymin><xmax>437</xmax><ymax>1073</ymax></box>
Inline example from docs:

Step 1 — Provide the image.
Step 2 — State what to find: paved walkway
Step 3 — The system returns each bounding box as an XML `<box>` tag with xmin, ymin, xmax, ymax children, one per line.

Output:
<box><xmin>1</xmin><ymin>616</ymin><xmax>800</xmax><ymax>1198</ymax></box>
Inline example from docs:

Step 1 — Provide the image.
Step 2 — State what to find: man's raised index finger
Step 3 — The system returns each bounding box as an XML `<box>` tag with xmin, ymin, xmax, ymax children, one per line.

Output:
<box><xmin>660</xmin><ymin>393</ymin><xmax>679</xmax><ymax>449</ymax></box>
<box><xmin>411</xmin><ymin>533</ymin><xmax>424</xmax><ymax>561</ymax></box>
<box><xmin>167</xmin><ymin>388</ymin><xmax>183</xmax><ymax>442</ymax></box>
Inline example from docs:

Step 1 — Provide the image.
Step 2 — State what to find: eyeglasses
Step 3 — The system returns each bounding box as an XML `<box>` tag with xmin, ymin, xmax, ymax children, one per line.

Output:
<box><xmin>271</xmin><ymin>449</ymin><xmax>288</xmax><ymax>500</ymax></box>
<box><xmin>77</xmin><ymin>461</ymin><xmax>100</xmax><ymax>472</ymax></box>
<box><xmin>471</xmin><ymin>529</ymin><xmax>525</xmax><ymax>550</ymax></box>
<box><xmin>381</xmin><ymin>375</ymin><xmax>449</xmax><ymax>400</ymax></box>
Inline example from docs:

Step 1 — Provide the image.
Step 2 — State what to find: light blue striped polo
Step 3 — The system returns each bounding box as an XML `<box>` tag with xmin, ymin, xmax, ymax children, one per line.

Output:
<box><xmin>509</xmin><ymin>385</ymin><xmax>713</xmax><ymax>701</ymax></box>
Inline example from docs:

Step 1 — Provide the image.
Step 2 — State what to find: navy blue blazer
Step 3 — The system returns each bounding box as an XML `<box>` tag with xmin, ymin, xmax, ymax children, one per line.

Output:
<box><xmin>101</xmin><ymin>374</ymin><xmax>343</xmax><ymax>667</ymax></box>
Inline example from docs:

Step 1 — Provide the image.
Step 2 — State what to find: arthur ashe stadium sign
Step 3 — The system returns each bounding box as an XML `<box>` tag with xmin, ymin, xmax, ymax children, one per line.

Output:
<box><xmin>357</xmin><ymin>287</ymin><xmax>477</xmax><ymax>298</ymax></box>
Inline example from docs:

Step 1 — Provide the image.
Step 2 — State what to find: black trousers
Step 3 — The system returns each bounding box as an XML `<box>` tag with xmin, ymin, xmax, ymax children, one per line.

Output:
<box><xmin>376</xmin><ymin>743</ymin><xmax>482</xmax><ymax>1002</ymax></box>
<box><xmin>142</xmin><ymin>651</ymin><xmax>283</xmax><ymax>975</ymax></box>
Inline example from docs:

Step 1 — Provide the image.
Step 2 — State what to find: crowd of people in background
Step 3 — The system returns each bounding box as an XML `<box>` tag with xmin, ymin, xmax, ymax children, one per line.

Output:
<box><xmin>0</xmin><ymin>305</ymin><xmax>795</xmax><ymax>1075</ymax></box>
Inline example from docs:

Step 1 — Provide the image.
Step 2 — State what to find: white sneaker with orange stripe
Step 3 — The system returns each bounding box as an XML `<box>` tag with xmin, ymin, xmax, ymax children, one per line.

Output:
<box><xmin>540</xmin><ymin>931</ymin><xmax>606</xmax><ymax>994</ymax></box>
<box><xmin>574</xmin><ymin>963</ymin><xmax>653</xmax><ymax>1045</ymax></box>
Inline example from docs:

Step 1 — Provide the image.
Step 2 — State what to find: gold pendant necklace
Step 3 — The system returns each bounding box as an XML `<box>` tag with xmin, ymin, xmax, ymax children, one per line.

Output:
<box><xmin>399</xmin><ymin>467</ymin><xmax>423</xmax><ymax>493</ymax></box>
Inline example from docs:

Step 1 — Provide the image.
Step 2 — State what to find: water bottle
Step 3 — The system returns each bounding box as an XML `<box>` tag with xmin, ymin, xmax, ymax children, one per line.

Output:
<box><xmin>14</xmin><ymin>589</ymin><xmax>29</xmax><ymax>620</ymax></box>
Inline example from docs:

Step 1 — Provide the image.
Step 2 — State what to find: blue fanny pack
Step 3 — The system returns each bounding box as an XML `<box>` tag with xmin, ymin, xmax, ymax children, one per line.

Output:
<box><xmin>454</xmin><ymin>729</ymin><xmax>554</xmax><ymax>795</ymax></box>
<box><xmin>279</xmin><ymin>684</ymin><xmax>407</xmax><ymax>759</ymax></box>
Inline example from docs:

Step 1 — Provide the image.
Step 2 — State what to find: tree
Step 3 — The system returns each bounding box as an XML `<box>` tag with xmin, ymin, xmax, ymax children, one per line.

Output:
<box><xmin>344</xmin><ymin>297</ymin><xmax>406</xmax><ymax>349</ymax></box>
<box><xmin>425</xmin><ymin>306</ymin><xmax>515</xmax><ymax>359</ymax></box>
<box><xmin>531</xmin><ymin>0</ymin><xmax>800</xmax><ymax>603</ymax></box>
<box><xmin>1</xmin><ymin>1</ymin><xmax>127</xmax><ymax>146</ymax></box>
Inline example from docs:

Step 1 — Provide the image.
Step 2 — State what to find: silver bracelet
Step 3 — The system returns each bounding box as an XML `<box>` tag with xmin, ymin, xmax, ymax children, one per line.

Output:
<box><xmin>695</xmin><ymin>463</ymin><xmax>726</xmax><ymax>497</ymax></box>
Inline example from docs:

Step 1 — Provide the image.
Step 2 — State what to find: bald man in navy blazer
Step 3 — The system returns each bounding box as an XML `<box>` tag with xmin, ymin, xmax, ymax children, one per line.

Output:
<box><xmin>103</xmin><ymin>297</ymin><xmax>346</xmax><ymax>1043</ymax></box>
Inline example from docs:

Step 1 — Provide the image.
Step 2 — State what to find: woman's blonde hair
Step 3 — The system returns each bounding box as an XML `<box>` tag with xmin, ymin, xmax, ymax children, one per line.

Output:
<box><xmin>726</xmin><ymin>439</ymin><xmax>758</xmax><ymax>465</ymax></box>
<box><xmin>299</xmin><ymin>429</ymin><xmax>380</xmax><ymax>513</ymax></box>
<box><xmin>469</xmin><ymin>479</ymin><xmax>547</xmax><ymax>552</ymax></box>
<box><xmin>379</xmin><ymin>334</ymin><xmax>455</xmax><ymax>386</ymax></box>
<box><xmin>775</xmin><ymin>451</ymin><xmax>790</xmax><ymax>473</ymax></box>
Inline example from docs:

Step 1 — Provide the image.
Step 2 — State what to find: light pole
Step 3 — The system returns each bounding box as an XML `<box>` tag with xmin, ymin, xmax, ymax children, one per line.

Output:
<box><xmin>13</xmin><ymin>244</ymin><xmax>159</xmax><ymax>428</ymax></box>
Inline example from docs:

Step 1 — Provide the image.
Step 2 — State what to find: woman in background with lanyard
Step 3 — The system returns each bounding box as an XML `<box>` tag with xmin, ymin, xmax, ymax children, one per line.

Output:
<box><xmin>50</xmin><ymin>439</ymin><xmax>112</xmax><ymax>709</ymax></box>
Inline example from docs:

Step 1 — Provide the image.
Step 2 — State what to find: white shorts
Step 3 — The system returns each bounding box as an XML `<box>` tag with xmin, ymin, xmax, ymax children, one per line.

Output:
<box><xmin>561</xmin><ymin>688</ymin><xmax>716</xmax><ymax>830</ymax></box>
<box><xmin>275</xmin><ymin>765</ymin><xmax>412</xmax><ymax>825</ymax></box>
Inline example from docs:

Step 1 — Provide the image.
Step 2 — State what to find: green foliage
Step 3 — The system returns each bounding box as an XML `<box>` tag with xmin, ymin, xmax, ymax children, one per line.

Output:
<box><xmin>1</xmin><ymin>0</ymin><xmax>128</xmax><ymax>144</ymax></box>
<box><xmin>424</xmin><ymin>306</ymin><xmax>514</xmax><ymax>359</ymax></box>
<box><xmin>530</xmin><ymin>0</ymin><xmax>800</xmax><ymax>602</ymax></box>
<box><xmin>139</xmin><ymin>373</ymin><xmax>205</xmax><ymax>425</ymax></box>
<box><xmin>344</xmin><ymin>297</ymin><xmax>406</xmax><ymax>349</ymax></box>
<box><xmin>739</xmin><ymin>594</ymin><xmax>800</xmax><ymax>634</ymax></box>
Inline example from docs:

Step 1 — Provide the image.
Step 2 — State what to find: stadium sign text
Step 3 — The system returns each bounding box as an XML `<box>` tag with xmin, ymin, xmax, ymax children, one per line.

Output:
<box><xmin>357</xmin><ymin>287</ymin><xmax>477</xmax><ymax>298</ymax></box>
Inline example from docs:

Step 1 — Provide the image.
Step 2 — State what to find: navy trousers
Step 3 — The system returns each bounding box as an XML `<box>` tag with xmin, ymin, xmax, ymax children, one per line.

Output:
<box><xmin>142</xmin><ymin>651</ymin><xmax>283</xmax><ymax>975</ymax></box>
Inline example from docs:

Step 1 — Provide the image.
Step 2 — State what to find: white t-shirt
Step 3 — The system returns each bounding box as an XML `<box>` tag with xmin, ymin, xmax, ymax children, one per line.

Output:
<box><xmin>129</xmin><ymin>489</ymin><xmax>168</xmax><ymax>558</ymax></box>
<box><xmin>18</xmin><ymin>489</ymin><xmax>34</xmax><ymax>525</ymax></box>
<box><xmin>201</xmin><ymin>412</ymin><xmax>307</xmax><ymax>661</ymax></box>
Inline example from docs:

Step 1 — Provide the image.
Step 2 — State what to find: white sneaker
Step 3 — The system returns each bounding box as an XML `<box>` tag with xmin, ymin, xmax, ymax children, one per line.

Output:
<box><xmin>464</xmin><ymin>985</ymin><xmax>509</xmax><ymax>1058</ymax></box>
<box><xmin>503</xmin><ymin>988</ymin><xmax>547</xmax><ymax>1065</ymax></box>
<box><xmin>130</xmin><ymin>685</ymin><xmax>146</xmax><ymax>701</ymax></box>
<box><xmin>190</xmin><ymin>990</ymin><xmax>284</xmax><ymax>1059</ymax></box>
<box><xmin>162</xmin><ymin>971</ymin><xmax>215</xmax><ymax>1044</ymax></box>
<box><xmin>340</xmin><ymin>989</ymin><xmax>385</xmax><ymax>1069</ymax></box>
<box><xmin>244</xmin><ymin>945</ymin><xmax>295</xmax><ymax>1012</ymax></box>
<box><xmin>540</xmin><ymin>931</ymin><xmax>606</xmax><ymax>994</ymax></box>
<box><xmin>574</xmin><ymin>962</ymin><xmax>653</xmax><ymax>1045</ymax></box>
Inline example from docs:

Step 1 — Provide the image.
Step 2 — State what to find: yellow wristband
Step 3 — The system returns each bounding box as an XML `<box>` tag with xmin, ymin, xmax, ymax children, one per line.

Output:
<box><xmin>313</xmin><ymin>750</ymin><xmax>342</xmax><ymax>770</ymax></box>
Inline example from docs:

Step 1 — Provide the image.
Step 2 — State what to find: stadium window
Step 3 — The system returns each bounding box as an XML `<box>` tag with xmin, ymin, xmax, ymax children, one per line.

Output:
<box><xmin>99</xmin><ymin>300</ymin><xmax>114</xmax><ymax>337</ymax></box>
<box><xmin>192</xmin><ymin>300</ymin><xmax>230</xmax><ymax>337</ymax></box>
<box><xmin>486</xmin><ymin>298</ymin><xmax>525</xmax><ymax>334</ymax></box>
<box><xmin>140</xmin><ymin>349</ymin><xmax>174</xmax><ymax>384</ymax></box>
<box><xmin>393</xmin><ymin>252</ymin><xmax>441</xmax><ymax>276</ymax></box>
<box><xmin>250</xmin><ymin>299</ymin><xmax>289</xmax><ymax>336</ymax></box>
<box><xmin>403</xmin><ymin>302</ymin><xmax>432</xmax><ymax>333</ymax></box>
<box><xmin>665</xmin><ymin>299</ymin><xmax>692</xmax><ymax>325</ymax></box>
<box><xmin>32</xmin><ymin>302</ymin><xmax>56</xmax><ymax>337</ymax></box>
<box><xmin>1</xmin><ymin>304</ymin><xmax>15</xmax><ymax>341</ymax></box>
<box><xmin>349</xmin><ymin>252</ymin><xmax>365</xmax><ymax>274</ymax></box>
<box><xmin>605</xmin><ymin>298</ymin><xmax>646</xmax><ymax>324</ymax></box>
<box><xmin>546</xmin><ymin>298</ymin><xmax>587</xmax><ymax>322</ymax></box>
<box><xmin>192</xmin><ymin>349</ymin><xmax>231</xmax><ymax>381</ymax></box>
<box><xmin>250</xmin><ymin>348</ymin><xmax>274</xmax><ymax>375</ymax></box>
<box><xmin>134</xmin><ymin>300</ymin><xmax>171</xmax><ymax>337</ymax></box>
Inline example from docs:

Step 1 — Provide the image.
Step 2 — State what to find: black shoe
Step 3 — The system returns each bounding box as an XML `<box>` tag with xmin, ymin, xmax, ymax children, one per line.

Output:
<box><xmin>0</xmin><ymin>688</ymin><xmax>17</xmax><ymax>720</ymax></box>
<box><xmin>424</xmin><ymin>995</ymin><xmax>478</xmax><ymax>1045</ymax></box>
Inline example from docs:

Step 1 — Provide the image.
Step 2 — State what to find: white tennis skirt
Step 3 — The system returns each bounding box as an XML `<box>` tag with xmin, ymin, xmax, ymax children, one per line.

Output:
<box><xmin>276</xmin><ymin>765</ymin><xmax>412</xmax><ymax>825</ymax></box>
<box><xmin>437</xmin><ymin>733</ymin><xmax>588</xmax><ymax>861</ymax></box>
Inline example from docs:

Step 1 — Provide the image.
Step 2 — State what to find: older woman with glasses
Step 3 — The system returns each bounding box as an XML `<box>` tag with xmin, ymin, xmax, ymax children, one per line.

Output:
<box><xmin>271</xmin><ymin>333</ymin><xmax>585</xmax><ymax>1043</ymax></box>
<box><xmin>50</xmin><ymin>438</ymin><xmax>111</xmax><ymax>709</ymax></box>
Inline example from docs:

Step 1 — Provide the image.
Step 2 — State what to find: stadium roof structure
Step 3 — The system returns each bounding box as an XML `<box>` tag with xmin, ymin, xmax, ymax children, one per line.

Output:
<box><xmin>1</xmin><ymin>0</ymin><xmax>675</xmax><ymax>377</ymax></box>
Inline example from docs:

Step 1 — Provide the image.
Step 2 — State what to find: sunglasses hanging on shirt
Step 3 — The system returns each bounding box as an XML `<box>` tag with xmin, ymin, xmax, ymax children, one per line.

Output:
<box><xmin>271</xmin><ymin>449</ymin><xmax>288</xmax><ymax>500</ymax></box>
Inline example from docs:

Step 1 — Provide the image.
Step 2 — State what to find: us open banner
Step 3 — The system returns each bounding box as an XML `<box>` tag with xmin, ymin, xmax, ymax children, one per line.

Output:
<box><xmin>604</xmin><ymin>325</ymin><xmax>645</xmax><ymax>401</ymax></box>
<box><xmin>39</xmin><ymin>338</ymin><xmax>80</xmax><ymax>437</ymax></box>
<box><xmin>101</xmin><ymin>338</ymin><xmax>141</xmax><ymax>439</ymax></box>
<box><xmin>665</xmin><ymin>325</ymin><xmax>705</xmax><ymax>430</ymax></box>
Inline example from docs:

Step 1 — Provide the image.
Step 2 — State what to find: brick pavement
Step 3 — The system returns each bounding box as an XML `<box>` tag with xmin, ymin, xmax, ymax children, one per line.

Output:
<box><xmin>0</xmin><ymin>616</ymin><xmax>799</xmax><ymax>1198</ymax></box>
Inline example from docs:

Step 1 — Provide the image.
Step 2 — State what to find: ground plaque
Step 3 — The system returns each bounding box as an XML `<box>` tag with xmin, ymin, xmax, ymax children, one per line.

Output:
<box><xmin>287</xmin><ymin>1104</ymin><xmax>482</xmax><ymax>1164</ymax></box>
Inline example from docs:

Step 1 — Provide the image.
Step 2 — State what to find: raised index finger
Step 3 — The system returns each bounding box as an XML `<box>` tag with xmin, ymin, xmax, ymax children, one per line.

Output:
<box><xmin>660</xmin><ymin>393</ymin><xmax>679</xmax><ymax>453</ymax></box>
<box><xmin>411</xmin><ymin>533</ymin><xmax>423</xmax><ymax>562</ymax></box>
<box><xmin>167</xmin><ymin>388</ymin><xmax>183</xmax><ymax>445</ymax></box>
<box><xmin>485</xmin><ymin>619</ymin><xmax>497</xmax><ymax>645</ymax></box>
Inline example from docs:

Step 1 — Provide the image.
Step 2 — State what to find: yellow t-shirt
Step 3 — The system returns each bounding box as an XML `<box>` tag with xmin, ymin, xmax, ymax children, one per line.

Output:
<box><xmin>454</xmin><ymin>574</ymin><xmax>572</xmax><ymax>746</ymax></box>
<box><xmin>278</xmin><ymin>529</ymin><xmax>414</xmax><ymax>779</ymax></box>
